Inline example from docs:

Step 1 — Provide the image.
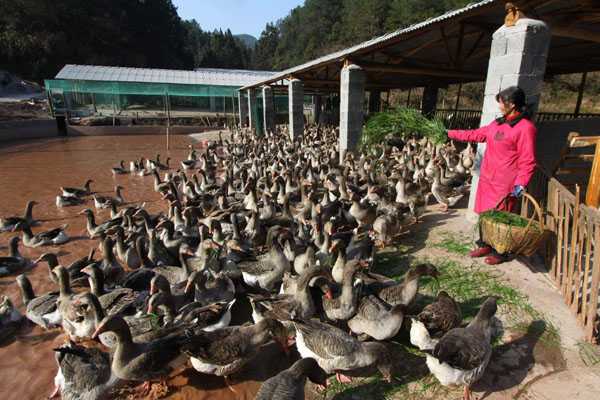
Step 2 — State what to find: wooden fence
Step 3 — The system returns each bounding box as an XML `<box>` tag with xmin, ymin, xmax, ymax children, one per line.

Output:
<box><xmin>543</xmin><ymin>177</ymin><xmax>600</xmax><ymax>342</ymax></box>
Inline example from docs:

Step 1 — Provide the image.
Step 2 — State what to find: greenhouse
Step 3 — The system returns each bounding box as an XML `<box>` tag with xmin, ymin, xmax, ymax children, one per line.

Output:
<box><xmin>44</xmin><ymin>65</ymin><xmax>279</xmax><ymax>127</ymax></box>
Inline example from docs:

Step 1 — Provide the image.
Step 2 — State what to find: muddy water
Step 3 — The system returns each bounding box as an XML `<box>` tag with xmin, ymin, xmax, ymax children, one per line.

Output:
<box><xmin>0</xmin><ymin>135</ymin><xmax>291</xmax><ymax>400</ymax></box>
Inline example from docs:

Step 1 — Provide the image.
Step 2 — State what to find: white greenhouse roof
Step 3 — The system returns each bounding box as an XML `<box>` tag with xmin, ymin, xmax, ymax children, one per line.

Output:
<box><xmin>55</xmin><ymin>65</ymin><xmax>277</xmax><ymax>87</ymax></box>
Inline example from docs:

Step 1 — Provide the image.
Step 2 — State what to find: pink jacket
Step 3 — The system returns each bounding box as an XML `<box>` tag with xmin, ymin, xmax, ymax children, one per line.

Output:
<box><xmin>448</xmin><ymin>117</ymin><xmax>537</xmax><ymax>214</ymax></box>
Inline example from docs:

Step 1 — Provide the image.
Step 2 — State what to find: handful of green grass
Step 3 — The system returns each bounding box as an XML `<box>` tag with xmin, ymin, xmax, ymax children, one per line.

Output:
<box><xmin>479</xmin><ymin>210</ymin><xmax>536</xmax><ymax>229</ymax></box>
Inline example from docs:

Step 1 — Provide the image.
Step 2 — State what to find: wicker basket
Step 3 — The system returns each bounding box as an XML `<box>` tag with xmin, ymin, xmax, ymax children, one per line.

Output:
<box><xmin>480</xmin><ymin>192</ymin><xmax>546</xmax><ymax>257</ymax></box>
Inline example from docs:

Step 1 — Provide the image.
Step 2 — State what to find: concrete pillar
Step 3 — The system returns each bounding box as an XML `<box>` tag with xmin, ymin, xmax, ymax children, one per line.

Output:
<box><xmin>468</xmin><ymin>18</ymin><xmax>551</xmax><ymax>217</ymax></box>
<box><xmin>238</xmin><ymin>91</ymin><xmax>248</xmax><ymax>127</ymax></box>
<box><xmin>262</xmin><ymin>85</ymin><xmax>275</xmax><ymax>134</ymax></box>
<box><xmin>313</xmin><ymin>95</ymin><xmax>322</xmax><ymax>124</ymax></box>
<box><xmin>339</xmin><ymin>64</ymin><xmax>366</xmax><ymax>161</ymax></box>
<box><xmin>421</xmin><ymin>85</ymin><xmax>439</xmax><ymax>117</ymax></box>
<box><xmin>247</xmin><ymin>89</ymin><xmax>258</xmax><ymax>132</ymax></box>
<box><xmin>368</xmin><ymin>90</ymin><xmax>381</xmax><ymax>114</ymax></box>
<box><xmin>288</xmin><ymin>79</ymin><xmax>304</xmax><ymax>140</ymax></box>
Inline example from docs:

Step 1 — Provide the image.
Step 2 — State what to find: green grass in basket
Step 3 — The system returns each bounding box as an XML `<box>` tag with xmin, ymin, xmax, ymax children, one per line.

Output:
<box><xmin>479</xmin><ymin>210</ymin><xmax>535</xmax><ymax>228</ymax></box>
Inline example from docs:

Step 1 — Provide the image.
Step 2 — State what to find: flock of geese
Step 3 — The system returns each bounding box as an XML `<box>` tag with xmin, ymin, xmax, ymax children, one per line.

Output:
<box><xmin>0</xmin><ymin>126</ymin><xmax>495</xmax><ymax>400</ymax></box>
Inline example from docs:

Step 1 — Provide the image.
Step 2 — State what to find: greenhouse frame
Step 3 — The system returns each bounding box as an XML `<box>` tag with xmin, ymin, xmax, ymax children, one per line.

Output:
<box><xmin>44</xmin><ymin>65</ymin><xmax>279</xmax><ymax>127</ymax></box>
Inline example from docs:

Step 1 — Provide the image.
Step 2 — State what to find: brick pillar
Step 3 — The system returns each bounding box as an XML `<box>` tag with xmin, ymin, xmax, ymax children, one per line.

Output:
<box><xmin>288</xmin><ymin>79</ymin><xmax>304</xmax><ymax>140</ymax></box>
<box><xmin>262</xmin><ymin>85</ymin><xmax>275</xmax><ymax>134</ymax></box>
<box><xmin>468</xmin><ymin>18</ymin><xmax>551</xmax><ymax>218</ymax></box>
<box><xmin>422</xmin><ymin>85</ymin><xmax>439</xmax><ymax>117</ymax></box>
<box><xmin>339</xmin><ymin>64</ymin><xmax>365</xmax><ymax>162</ymax></box>
<box><xmin>238</xmin><ymin>91</ymin><xmax>248</xmax><ymax>127</ymax></box>
<box><xmin>368</xmin><ymin>90</ymin><xmax>381</xmax><ymax>113</ymax></box>
<box><xmin>313</xmin><ymin>95</ymin><xmax>322</xmax><ymax>124</ymax></box>
<box><xmin>247</xmin><ymin>88</ymin><xmax>258</xmax><ymax>132</ymax></box>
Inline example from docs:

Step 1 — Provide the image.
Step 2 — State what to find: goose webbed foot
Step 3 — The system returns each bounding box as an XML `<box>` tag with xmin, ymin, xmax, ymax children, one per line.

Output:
<box><xmin>463</xmin><ymin>385</ymin><xmax>472</xmax><ymax>400</ymax></box>
<box><xmin>335</xmin><ymin>372</ymin><xmax>353</xmax><ymax>384</ymax></box>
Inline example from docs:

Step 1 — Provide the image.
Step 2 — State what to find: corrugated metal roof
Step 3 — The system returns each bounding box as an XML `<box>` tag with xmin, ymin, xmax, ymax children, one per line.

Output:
<box><xmin>242</xmin><ymin>0</ymin><xmax>496</xmax><ymax>89</ymax></box>
<box><xmin>55</xmin><ymin>65</ymin><xmax>278</xmax><ymax>87</ymax></box>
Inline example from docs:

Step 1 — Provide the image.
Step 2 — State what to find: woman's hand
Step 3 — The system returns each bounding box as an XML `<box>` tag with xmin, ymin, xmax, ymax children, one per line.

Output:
<box><xmin>512</xmin><ymin>185</ymin><xmax>525</xmax><ymax>197</ymax></box>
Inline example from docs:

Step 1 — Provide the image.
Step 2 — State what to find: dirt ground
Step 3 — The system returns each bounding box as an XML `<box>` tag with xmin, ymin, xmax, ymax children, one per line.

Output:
<box><xmin>0</xmin><ymin>132</ymin><xmax>599</xmax><ymax>400</ymax></box>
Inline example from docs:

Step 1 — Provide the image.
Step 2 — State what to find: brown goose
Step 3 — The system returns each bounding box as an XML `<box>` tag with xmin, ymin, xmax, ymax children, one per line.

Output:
<box><xmin>371</xmin><ymin>263</ymin><xmax>439</xmax><ymax>307</ymax></box>
<box><xmin>15</xmin><ymin>274</ymin><xmax>61</xmax><ymax>329</ymax></box>
<box><xmin>255</xmin><ymin>358</ymin><xmax>328</xmax><ymax>400</ymax></box>
<box><xmin>238</xmin><ymin>238</ymin><xmax>291</xmax><ymax>291</ymax></box>
<box><xmin>182</xmin><ymin>318</ymin><xmax>289</xmax><ymax>378</ymax></box>
<box><xmin>54</xmin><ymin>265</ymin><xmax>82</xmax><ymax>339</ymax></box>
<box><xmin>185</xmin><ymin>270</ymin><xmax>235</xmax><ymax>306</ymax></box>
<box><xmin>0</xmin><ymin>200</ymin><xmax>38</xmax><ymax>232</ymax></box>
<box><xmin>322</xmin><ymin>260</ymin><xmax>361</xmax><ymax>321</ymax></box>
<box><xmin>16</xmin><ymin>222</ymin><xmax>69</xmax><ymax>247</ymax></box>
<box><xmin>0</xmin><ymin>296</ymin><xmax>22</xmax><ymax>343</ymax></box>
<box><xmin>0</xmin><ymin>237</ymin><xmax>31</xmax><ymax>276</ymax></box>
<box><xmin>91</xmin><ymin>314</ymin><xmax>188</xmax><ymax>385</ymax></box>
<box><xmin>61</xmin><ymin>179</ymin><xmax>93</xmax><ymax>198</ymax></box>
<box><xmin>249</xmin><ymin>266</ymin><xmax>331</xmax><ymax>323</ymax></box>
<box><xmin>348</xmin><ymin>295</ymin><xmax>406</xmax><ymax>340</ymax></box>
<box><xmin>50</xmin><ymin>341</ymin><xmax>120</xmax><ymax>400</ymax></box>
<box><xmin>414</xmin><ymin>291</ymin><xmax>462</xmax><ymax>339</ymax></box>
<box><xmin>293</xmin><ymin>318</ymin><xmax>393</xmax><ymax>383</ymax></box>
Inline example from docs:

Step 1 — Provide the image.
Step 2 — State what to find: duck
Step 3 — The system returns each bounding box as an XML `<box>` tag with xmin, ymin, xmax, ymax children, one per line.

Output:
<box><xmin>0</xmin><ymin>200</ymin><xmax>38</xmax><ymax>232</ymax></box>
<box><xmin>410</xmin><ymin>291</ymin><xmax>462</xmax><ymax>347</ymax></box>
<box><xmin>370</xmin><ymin>263</ymin><xmax>439</xmax><ymax>307</ymax></box>
<box><xmin>61</xmin><ymin>179</ymin><xmax>93</xmax><ymax>198</ymax></box>
<box><xmin>322</xmin><ymin>260</ymin><xmax>362</xmax><ymax>321</ymax></box>
<box><xmin>0</xmin><ymin>237</ymin><xmax>32</xmax><ymax>276</ymax></box>
<box><xmin>91</xmin><ymin>314</ymin><xmax>189</xmax><ymax>385</ymax></box>
<box><xmin>16</xmin><ymin>222</ymin><xmax>69</xmax><ymax>247</ymax></box>
<box><xmin>56</xmin><ymin>195</ymin><xmax>85</xmax><ymax>208</ymax></box>
<box><xmin>293</xmin><ymin>318</ymin><xmax>393</xmax><ymax>383</ymax></box>
<box><xmin>15</xmin><ymin>273</ymin><xmax>61</xmax><ymax>329</ymax></box>
<box><xmin>255</xmin><ymin>358</ymin><xmax>329</xmax><ymax>400</ymax></box>
<box><xmin>0</xmin><ymin>296</ymin><xmax>23</xmax><ymax>343</ymax></box>
<box><xmin>50</xmin><ymin>341</ymin><xmax>120</xmax><ymax>400</ymax></box>
<box><xmin>182</xmin><ymin>318</ymin><xmax>290</xmax><ymax>379</ymax></box>
<box><xmin>348</xmin><ymin>295</ymin><xmax>407</xmax><ymax>340</ymax></box>
<box><xmin>419</xmin><ymin>297</ymin><xmax>498</xmax><ymax>400</ymax></box>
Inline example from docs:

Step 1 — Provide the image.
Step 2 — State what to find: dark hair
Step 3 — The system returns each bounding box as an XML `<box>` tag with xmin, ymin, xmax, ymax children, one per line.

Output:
<box><xmin>496</xmin><ymin>86</ymin><xmax>530</xmax><ymax>117</ymax></box>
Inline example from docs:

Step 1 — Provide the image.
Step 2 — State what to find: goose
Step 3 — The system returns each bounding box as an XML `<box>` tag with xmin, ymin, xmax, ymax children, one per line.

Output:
<box><xmin>61</xmin><ymin>179</ymin><xmax>93</xmax><ymax>197</ymax></box>
<box><xmin>15</xmin><ymin>273</ymin><xmax>61</xmax><ymax>329</ymax></box>
<box><xmin>0</xmin><ymin>200</ymin><xmax>38</xmax><ymax>232</ymax></box>
<box><xmin>56</xmin><ymin>195</ymin><xmax>84</xmax><ymax>208</ymax></box>
<box><xmin>50</xmin><ymin>341</ymin><xmax>120</xmax><ymax>400</ymax></box>
<box><xmin>370</xmin><ymin>263</ymin><xmax>439</xmax><ymax>307</ymax></box>
<box><xmin>0</xmin><ymin>237</ymin><xmax>32</xmax><ymax>276</ymax></box>
<box><xmin>349</xmin><ymin>194</ymin><xmax>377</xmax><ymax>229</ymax></box>
<box><xmin>182</xmin><ymin>318</ymin><xmax>289</xmax><ymax>380</ymax></box>
<box><xmin>348</xmin><ymin>295</ymin><xmax>407</xmax><ymax>340</ymax></box>
<box><xmin>176</xmin><ymin>299</ymin><xmax>236</xmax><ymax>332</ymax></box>
<box><xmin>418</xmin><ymin>297</ymin><xmax>498</xmax><ymax>400</ymax></box>
<box><xmin>34</xmin><ymin>252</ymin><xmax>90</xmax><ymax>287</ymax></box>
<box><xmin>91</xmin><ymin>314</ymin><xmax>189</xmax><ymax>386</ymax></box>
<box><xmin>54</xmin><ymin>265</ymin><xmax>82</xmax><ymax>339</ymax></box>
<box><xmin>79</xmin><ymin>208</ymin><xmax>122</xmax><ymax>238</ymax></box>
<box><xmin>322</xmin><ymin>260</ymin><xmax>362</xmax><ymax>321</ymax></box>
<box><xmin>255</xmin><ymin>358</ymin><xmax>328</xmax><ymax>400</ymax></box>
<box><xmin>293</xmin><ymin>318</ymin><xmax>393</xmax><ymax>383</ymax></box>
<box><xmin>181</xmin><ymin>158</ymin><xmax>197</xmax><ymax>170</ymax></box>
<box><xmin>185</xmin><ymin>270</ymin><xmax>235</xmax><ymax>306</ymax></box>
<box><xmin>238</xmin><ymin>238</ymin><xmax>291</xmax><ymax>291</ymax></box>
<box><xmin>411</xmin><ymin>291</ymin><xmax>462</xmax><ymax>346</ymax></box>
<box><xmin>372</xmin><ymin>212</ymin><xmax>413</xmax><ymax>247</ymax></box>
<box><xmin>111</xmin><ymin>160</ymin><xmax>128</xmax><ymax>175</ymax></box>
<box><xmin>16</xmin><ymin>222</ymin><xmax>69</xmax><ymax>247</ymax></box>
<box><xmin>0</xmin><ymin>296</ymin><xmax>23</xmax><ymax>343</ymax></box>
<box><xmin>431</xmin><ymin>165</ymin><xmax>466</xmax><ymax>212</ymax></box>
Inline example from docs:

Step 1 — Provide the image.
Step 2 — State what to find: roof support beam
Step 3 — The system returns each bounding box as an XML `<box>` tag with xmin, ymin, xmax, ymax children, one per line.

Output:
<box><xmin>552</xmin><ymin>25</ymin><xmax>600</xmax><ymax>44</ymax></box>
<box><xmin>358</xmin><ymin>61</ymin><xmax>482</xmax><ymax>80</ymax></box>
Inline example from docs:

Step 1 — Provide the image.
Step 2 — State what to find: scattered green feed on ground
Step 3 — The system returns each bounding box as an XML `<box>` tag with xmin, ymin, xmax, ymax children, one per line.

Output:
<box><xmin>432</xmin><ymin>231</ymin><xmax>473</xmax><ymax>256</ymax></box>
<box><xmin>322</xmin><ymin>240</ymin><xmax>561</xmax><ymax>399</ymax></box>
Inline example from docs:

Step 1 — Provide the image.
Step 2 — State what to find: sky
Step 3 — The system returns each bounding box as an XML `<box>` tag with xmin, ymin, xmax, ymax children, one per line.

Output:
<box><xmin>172</xmin><ymin>0</ymin><xmax>305</xmax><ymax>38</ymax></box>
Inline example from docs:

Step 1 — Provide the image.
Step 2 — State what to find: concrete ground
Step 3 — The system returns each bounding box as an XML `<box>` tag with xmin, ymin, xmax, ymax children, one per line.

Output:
<box><xmin>403</xmin><ymin>206</ymin><xmax>600</xmax><ymax>400</ymax></box>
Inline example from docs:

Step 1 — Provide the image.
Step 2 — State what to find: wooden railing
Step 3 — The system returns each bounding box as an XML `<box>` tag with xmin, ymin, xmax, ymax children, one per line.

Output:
<box><xmin>537</xmin><ymin>112</ymin><xmax>600</xmax><ymax>123</ymax></box>
<box><xmin>544</xmin><ymin>178</ymin><xmax>600</xmax><ymax>342</ymax></box>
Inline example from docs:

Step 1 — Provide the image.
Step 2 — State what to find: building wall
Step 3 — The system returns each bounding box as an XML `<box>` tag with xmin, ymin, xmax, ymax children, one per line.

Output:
<box><xmin>0</xmin><ymin>119</ymin><xmax>57</xmax><ymax>143</ymax></box>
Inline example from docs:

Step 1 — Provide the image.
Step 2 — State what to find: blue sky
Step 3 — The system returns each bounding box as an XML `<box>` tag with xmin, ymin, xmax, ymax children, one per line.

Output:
<box><xmin>172</xmin><ymin>0</ymin><xmax>305</xmax><ymax>38</ymax></box>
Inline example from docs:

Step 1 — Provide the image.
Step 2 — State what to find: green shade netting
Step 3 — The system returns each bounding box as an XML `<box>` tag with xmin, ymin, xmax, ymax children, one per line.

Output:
<box><xmin>44</xmin><ymin>79</ymin><xmax>239</xmax><ymax>97</ymax></box>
